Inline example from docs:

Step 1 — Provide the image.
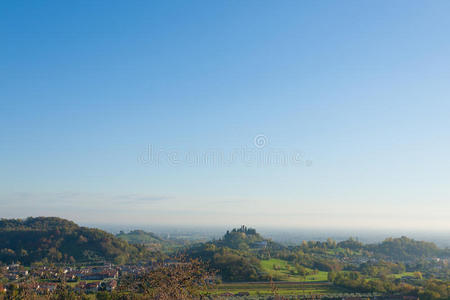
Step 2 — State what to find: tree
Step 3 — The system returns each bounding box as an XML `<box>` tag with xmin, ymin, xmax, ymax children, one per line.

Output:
<box><xmin>413</xmin><ymin>271</ymin><xmax>422</xmax><ymax>279</ymax></box>
<box><xmin>328</xmin><ymin>271</ymin><xmax>336</xmax><ymax>282</ymax></box>
<box><xmin>120</xmin><ymin>258</ymin><xmax>215</xmax><ymax>300</ymax></box>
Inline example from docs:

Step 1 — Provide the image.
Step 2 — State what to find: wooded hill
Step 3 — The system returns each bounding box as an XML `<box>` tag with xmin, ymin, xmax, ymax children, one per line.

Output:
<box><xmin>0</xmin><ymin>217</ymin><xmax>447</xmax><ymax>272</ymax></box>
<box><xmin>0</xmin><ymin>217</ymin><xmax>159</xmax><ymax>265</ymax></box>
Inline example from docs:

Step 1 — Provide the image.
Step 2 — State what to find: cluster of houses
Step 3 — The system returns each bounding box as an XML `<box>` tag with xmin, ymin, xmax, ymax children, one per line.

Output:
<box><xmin>74</xmin><ymin>280</ymin><xmax>117</xmax><ymax>293</ymax></box>
<box><xmin>2</xmin><ymin>263</ymin><xmax>28</xmax><ymax>281</ymax></box>
<box><xmin>0</xmin><ymin>263</ymin><xmax>136</xmax><ymax>294</ymax></box>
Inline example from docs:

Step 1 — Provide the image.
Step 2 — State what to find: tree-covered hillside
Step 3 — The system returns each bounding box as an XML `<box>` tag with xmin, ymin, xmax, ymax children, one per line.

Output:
<box><xmin>369</xmin><ymin>236</ymin><xmax>444</xmax><ymax>261</ymax></box>
<box><xmin>217</xmin><ymin>225</ymin><xmax>266</xmax><ymax>250</ymax></box>
<box><xmin>116</xmin><ymin>230</ymin><xmax>163</xmax><ymax>244</ymax></box>
<box><xmin>116</xmin><ymin>229</ymin><xmax>193</xmax><ymax>253</ymax></box>
<box><xmin>184</xmin><ymin>226</ymin><xmax>450</xmax><ymax>284</ymax></box>
<box><xmin>185</xmin><ymin>226</ymin><xmax>277</xmax><ymax>281</ymax></box>
<box><xmin>0</xmin><ymin>217</ymin><xmax>159</xmax><ymax>265</ymax></box>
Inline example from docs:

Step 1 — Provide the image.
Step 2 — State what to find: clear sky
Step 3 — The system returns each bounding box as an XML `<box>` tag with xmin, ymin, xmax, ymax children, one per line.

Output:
<box><xmin>1</xmin><ymin>1</ymin><xmax>449</xmax><ymax>231</ymax></box>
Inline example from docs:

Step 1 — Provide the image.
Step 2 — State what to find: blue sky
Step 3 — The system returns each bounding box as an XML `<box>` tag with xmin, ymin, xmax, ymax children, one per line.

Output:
<box><xmin>1</xmin><ymin>1</ymin><xmax>449</xmax><ymax>230</ymax></box>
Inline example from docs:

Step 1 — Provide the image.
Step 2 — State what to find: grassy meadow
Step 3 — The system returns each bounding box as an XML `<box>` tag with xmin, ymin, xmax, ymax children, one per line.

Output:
<box><xmin>260</xmin><ymin>258</ymin><xmax>328</xmax><ymax>282</ymax></box>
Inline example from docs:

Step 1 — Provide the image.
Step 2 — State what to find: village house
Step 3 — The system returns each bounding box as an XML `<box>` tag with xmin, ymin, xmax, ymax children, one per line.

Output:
<box><xmin>38</xmin><ymin>282</ymin><xmax>58</xmax><ymax>293</ymax></box>
<box><xmin>85</xmin><ymin>281</ymin><xmax>101</xmax><ymax>293</ymax></box>
<box><xmin>6</xmin><ymin>264</ymin><xmax>20</xmax><ymax>270</ymax></box>
<box><xmin>100</xmin><ymin>279</ymin><xmax>117</xmax><ymax>292</ymax></box>
<box><xmin>74</xmin><ymin>281</ymin><xmax>87</xmax><ymax>293</ymax></box>
<box><xmin>81</xmin><ymin>269</ymin><xmax>118</xmax><ymax>280</ymax></box>
<box><xmin>6</xmin><ymin>273</ymin><xmax>19</xmax><ymax>280</ymax></box>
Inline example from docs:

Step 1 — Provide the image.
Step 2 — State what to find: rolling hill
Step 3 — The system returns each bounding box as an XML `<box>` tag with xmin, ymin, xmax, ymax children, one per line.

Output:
<box><xmin>0</xmin><ymin>217</ymin><xmax>159</xmax><ymax>265</ymax></box>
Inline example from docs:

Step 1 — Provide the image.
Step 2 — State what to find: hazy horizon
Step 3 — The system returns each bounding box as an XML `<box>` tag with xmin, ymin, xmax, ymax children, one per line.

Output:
<box><xmin>87</xmin><ymin>223</ymin><xmax>450</xmax><ymax>248</ymax></box>
<box><xmin>1</xmin><ymin>1</ymin><xmax>450</xmax><ymax>231</ymax></box>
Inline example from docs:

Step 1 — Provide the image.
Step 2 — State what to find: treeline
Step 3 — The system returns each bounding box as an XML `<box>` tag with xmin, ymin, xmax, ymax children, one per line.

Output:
<box><xmin>271</xmin><ymin>236</ymin><xmax>448</xmax><ymax>267</ymax></box>
<box><xmin>0</xmin><ymin>218</ymin><xmax>448</xmax><ymax>286</ymax></box>
<box><xmin>369</xmin><ymin>236</ymin><xmax>444</xmax><ymax>261</ymax></box>
<box><xmin>186</xmin><ymin>243</ymin><xmax>268</xmax><ymax>282</ymax></box>
<box><xmin>0</xmin><ymin>217</ymin><xmax>161</xmax><ymax>265</ymax></box>
<box><xmin>184</xmin><ymin>227</ymin><xmax>449</xmax><ymax>284</ymax></box>
<box><xmin>329</xmin><ymin>271</ymin><xmax>449</xmax><ymax>300</ymax></box>
<box><xmin>115</xmin><ymin>230</ymin><xmax>191</xmax><ymax>253</ymax></box>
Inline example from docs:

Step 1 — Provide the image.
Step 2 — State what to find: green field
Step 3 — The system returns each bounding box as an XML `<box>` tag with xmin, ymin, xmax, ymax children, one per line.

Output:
<box><xmin>212</xmin><ymin>281</ymin><xmax>345</xmax><ymax>297</ymax></box>
<box><xmin>260</xmin><ymin>259</ymin><xmax>328</xmax><ymax>282</ymax></box>
<box><xmin>392</xmin><ymin>272</ymin><xmax>417</xmax><ymax>279</ymax></box>
<box><xmin>208</xmin><ymin>258</ymin><xmax>340</xmax><ymax>297</ymax></box>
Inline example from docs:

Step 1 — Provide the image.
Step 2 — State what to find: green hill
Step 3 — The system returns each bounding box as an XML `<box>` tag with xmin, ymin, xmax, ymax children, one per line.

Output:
<box><xmin>370</xmin><ymin>236</ymin><xmax>442</xmax><ymax>260</ymax></box>
<box><xmin>218</xmin><ymin>225</ymin><xmax>267</xmax><ymax>250</ymax></box>
<box><xmin>0</xmin><ymin>217</ymin><xmax>158</xmax><ymax>265</ymax></box>
<box><xmin>116</xmin><ymin>229</ymin><xmax>190</xmax><ymax>253</ymax></box>
<box><xmin>116</xmin><ymin>229</ymin><xmax>163</xmax><ymax>244</ymax></box>
<box><xmin>186</xmin><ymin>226</ymin><xmax>276</xmax><ymax>281</ymax></box>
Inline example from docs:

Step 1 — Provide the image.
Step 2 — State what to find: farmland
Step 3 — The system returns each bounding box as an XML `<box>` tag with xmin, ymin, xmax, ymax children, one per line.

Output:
<box><xmin>212</xmin><ymin>281</ymin><xmax>346</xmax><ymax>297</ymax></box>
<box><xmin>212</xmin><ymin>258</ymin><xmax>339</xmax><ymax>297</ymax></box>
<box><xmin>260</xmin><ymin>258</ymin><xmax>328</xmax><ymax>282</ymax></box>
